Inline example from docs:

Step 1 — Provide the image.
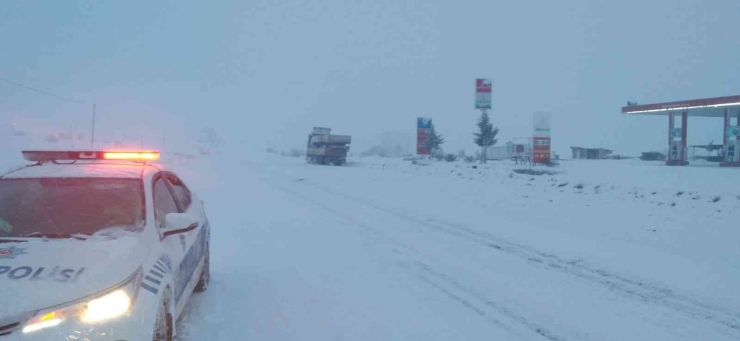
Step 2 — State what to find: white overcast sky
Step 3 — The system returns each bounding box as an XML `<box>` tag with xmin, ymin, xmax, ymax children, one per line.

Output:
<box><xmin>1</xmin><ymin>0</ymin><xmax>739</xmax><ymax>156</ymax></box>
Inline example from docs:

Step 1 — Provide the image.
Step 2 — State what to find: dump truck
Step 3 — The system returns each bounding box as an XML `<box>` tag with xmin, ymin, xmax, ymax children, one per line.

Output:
<box><xmin>306</xmin><ymin>127</ymin><xmax>351</xmax><ymax>165</ymax></box>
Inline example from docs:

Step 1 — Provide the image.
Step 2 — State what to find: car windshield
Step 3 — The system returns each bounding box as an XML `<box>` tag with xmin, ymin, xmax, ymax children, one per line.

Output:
<box><xmin>0</xmin><ymin>178</ymin><xmax>144</xmax><ymax>239</ymax></box>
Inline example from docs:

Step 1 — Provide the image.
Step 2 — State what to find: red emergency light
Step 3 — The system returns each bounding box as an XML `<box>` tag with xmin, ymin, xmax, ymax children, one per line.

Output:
<box><xmin>22</xmin><ymin>150</ymin><xmax>160</xmax><ymax>162</ymax></box>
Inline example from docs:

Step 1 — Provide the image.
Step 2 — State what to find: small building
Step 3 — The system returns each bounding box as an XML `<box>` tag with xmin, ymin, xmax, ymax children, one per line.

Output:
<box><xmin>486</xmin><ymin>141</ymin><xmax>532</xmax><ymax>160</ymax></box>
<box><xmin>571</xmin><ymin>147</ymin><xmax>613</xmax><ymax>159</ymax></box>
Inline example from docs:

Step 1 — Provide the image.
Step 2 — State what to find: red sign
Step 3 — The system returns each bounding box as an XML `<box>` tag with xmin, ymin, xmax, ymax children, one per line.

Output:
<box><xmin>533</xmin><ymin>137</ymin><xmax>551</xmax><ymax>163</ymax></box>
<box><xmin>476</xmin><ymin>79</ymin><xmax>492</xmax><ymax>93</ymax></box>
<box><xmin>417</xmin><ymin>129</ymin><xmax>431</xmax><ymax>155</ymax></box>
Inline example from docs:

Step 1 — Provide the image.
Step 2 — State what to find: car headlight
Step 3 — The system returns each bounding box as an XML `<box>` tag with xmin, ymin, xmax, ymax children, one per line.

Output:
<box><xmin>22</xmin><ymin>267</ymin><xmax>143</xmax><ymax>334</ymax></box>
<box><xmin>80</xmin><ymin>289</ymin><xmax>132</xmax><ymax>323</ymax></box>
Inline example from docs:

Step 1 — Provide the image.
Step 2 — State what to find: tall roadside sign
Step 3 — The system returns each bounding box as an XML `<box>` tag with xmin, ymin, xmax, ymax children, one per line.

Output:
<box><xmin>417</xmin><ymin>117</ymin><xmax>433</xmax><ymax>155</ymax></box>
<box><xmin>532</xmin><ymin>112</ymin><xmax>551</xmax><ymax>164</ymax></box>
<box><xmin>475</xmin><ymin>78</ymin><xmax>493</xmax><ymax>162</ymax></box>
<box><xmin>475</xmin><ymin>79</ymin><xmax>492</xmax><ymax>110</ymax></box>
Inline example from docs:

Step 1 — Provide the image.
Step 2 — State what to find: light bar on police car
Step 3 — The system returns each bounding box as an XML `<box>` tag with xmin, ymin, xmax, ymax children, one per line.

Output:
<box><xmin>103</xmin><ymin>151</ymin><xmax>159</xmax><ymax>161</ymax></box>
<box><xmin>22</xmin><ymin>150</ymin><xmax>160</xmax><ymax>162</ymax></box>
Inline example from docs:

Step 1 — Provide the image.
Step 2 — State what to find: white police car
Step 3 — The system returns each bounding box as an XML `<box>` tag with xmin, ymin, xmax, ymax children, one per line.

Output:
<box><xmin>0</xmin><ymin>150</ymin><xmax>210</xmax><ymax>341</ymax></box>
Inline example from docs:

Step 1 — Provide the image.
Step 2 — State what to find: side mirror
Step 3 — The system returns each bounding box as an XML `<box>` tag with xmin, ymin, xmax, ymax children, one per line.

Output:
<box><xmin>163</xmin><ymin>213</ymin><xmax>199</xmax><ymax>238</ymax></box>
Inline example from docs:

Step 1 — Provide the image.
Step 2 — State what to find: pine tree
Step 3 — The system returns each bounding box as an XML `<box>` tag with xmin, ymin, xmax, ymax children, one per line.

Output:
<box><xmin>473</xmin><ymin>111</ymin><xmax>499</xmax><ymax>163</ymax></box>
<box><xmin>424</xmin><ymin>126</ymin><xmax>445</xmax><ymax>157</ymax></box>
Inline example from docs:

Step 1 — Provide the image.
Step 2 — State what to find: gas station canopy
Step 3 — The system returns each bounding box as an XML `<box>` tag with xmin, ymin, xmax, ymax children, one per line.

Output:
<box><xmin>621</xmin><ymin>94</ymin><xmax>740</xmax><ymax>167</ymax></box>
<box><xmin>622</xmin><ymin>95</ymin><xmax>740</xmax><ymax>117</ymax></box>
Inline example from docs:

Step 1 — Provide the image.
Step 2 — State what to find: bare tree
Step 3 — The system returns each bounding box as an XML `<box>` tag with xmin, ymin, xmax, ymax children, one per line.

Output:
<box><xmin>199</xmin><ymin>127</ymin><xmax>222</xmax><ymax>155</ymax></box>
<box><xmin>379</xmin><ymin>131</ymin><xmax>412</xmax><ymax>157</ymax></box>
<box><xmin>44</xmin><ymin>134</ymin><xmax>59</xmax><ymax>143</ymax></box>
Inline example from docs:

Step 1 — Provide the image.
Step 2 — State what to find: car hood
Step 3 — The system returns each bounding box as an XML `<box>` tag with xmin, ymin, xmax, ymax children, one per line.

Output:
<box><xmin>0</xmin><ymin>236</ymin><xmax>149</xmax><ymax>319</ymax></box>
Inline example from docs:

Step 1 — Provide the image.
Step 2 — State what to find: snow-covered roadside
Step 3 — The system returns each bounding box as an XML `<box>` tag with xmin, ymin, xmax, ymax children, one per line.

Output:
<box><xmin>272</xmin><ymin>156</ymin><xmax>740</xmax><ymax>307</ymax></box>
<box><xmin>170</xmin><ymin>152</ymin><xmax>740</xmax><ymax>341</ymax></box>
<box><xmin>168</xmin><ymin>153</ymin><xmax>521</xmax><ymax>341</ymax></box>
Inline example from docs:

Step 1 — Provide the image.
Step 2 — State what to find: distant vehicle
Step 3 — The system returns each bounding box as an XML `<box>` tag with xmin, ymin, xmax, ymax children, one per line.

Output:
<box><xmin>306</xmin><ymin>127</ymin><xmax>351</xmax><ymax>165</ymax></box>
<box><xmin>641</xmin><ymin>152</ymin><xmax>666</xmax><ymax>161</ymax></box>
<box><xmin>0</xmin><ymin>150</ymin><xmax>211</xmax><ymax>341</ymax></box>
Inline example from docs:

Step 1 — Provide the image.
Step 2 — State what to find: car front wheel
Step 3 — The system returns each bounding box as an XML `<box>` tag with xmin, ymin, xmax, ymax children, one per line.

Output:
<box><xmin>194</xmin><ymin>242</ymin><xmax>210</xmax><ymax>292</ymax></box>
<box><xmin>153</xmin><ymin>299</ymin><xmax>173</xmax><ymax>341</ymax></box>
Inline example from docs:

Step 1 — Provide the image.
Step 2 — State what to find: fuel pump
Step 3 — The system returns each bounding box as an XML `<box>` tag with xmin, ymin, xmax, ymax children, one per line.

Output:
<box><xmin>727</xmin><ymin>140</ymin><xmax>740</xmax><ymax>163</ymax></box>
<box><xmin>669</xmin><ymin>128</ymin><xmax>683</xmax><ymax>162</ymax></box>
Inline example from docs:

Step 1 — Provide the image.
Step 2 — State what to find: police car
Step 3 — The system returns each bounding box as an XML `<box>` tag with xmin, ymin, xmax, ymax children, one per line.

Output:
<box><xmin>0</xmin><ymin>150</ymin><xmax>210</xmax><ymax>341</ymax></box>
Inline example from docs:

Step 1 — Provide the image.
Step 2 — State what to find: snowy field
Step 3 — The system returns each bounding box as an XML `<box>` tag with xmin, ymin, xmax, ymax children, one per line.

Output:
<box><xmin>160</xmin><ymin>150</ymin><xmax>739</xmax><ymax>341</ymax></box>
<box><xmin>2</xmin><ymin>136</ymin><xmax>739</xmax><ymax>340</ymax></box>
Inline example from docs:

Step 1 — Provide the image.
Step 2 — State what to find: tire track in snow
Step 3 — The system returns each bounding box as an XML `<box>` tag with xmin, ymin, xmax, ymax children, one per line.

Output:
<box><xmin>293</xmin><ymin>178</ymin><xmax>740</xmax><ymax>335</ymax></box>
<box><xmin>411</xmin><ymin>261</ymin><xmax>567</xmax><ymax>341</ymax></box>
<box><xmin>273</xmin><ymin>184</ymin><xmax>576</xmax><ymax>341</ymax></box>
<box><xmin>427</xmin><ymin>218</ymin><xmax>740</xmax><ymax>331</ymax></box>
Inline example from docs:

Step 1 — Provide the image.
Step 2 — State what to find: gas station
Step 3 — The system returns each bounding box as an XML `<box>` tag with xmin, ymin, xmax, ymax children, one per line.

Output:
<box><xmin>622</xmin><ymin>95</ymin><xmax>740</xmax><ymax>167</ymax></box>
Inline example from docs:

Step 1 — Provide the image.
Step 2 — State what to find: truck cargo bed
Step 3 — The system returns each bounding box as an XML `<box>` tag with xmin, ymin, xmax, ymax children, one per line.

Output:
<box><xmin>306</xmin><ymin>128</ymin><xmax>351</xmax><ymax>165</ymax></box>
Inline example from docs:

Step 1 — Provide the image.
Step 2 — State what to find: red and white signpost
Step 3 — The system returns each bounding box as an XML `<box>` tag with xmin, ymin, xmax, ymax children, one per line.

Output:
<box><xmin>474</xmin><ymin>79</ymin><xmax>493</xmax><ymax>161</ymax></box>
<box><xmin>532</xmin><ymin>137</ymin><xmax>551</xmax><ymax>163</ymax></box>
<box><xmin>475</xmin><ymin>79</ymin><xmax>492</xmax><ymax>110</ymax></box>
<box><xmin>532</xmin><ymin>112</ymin><xmax>551</xmax><ymax>164</ymax></box>
<box><xmin>417</xmin><ymin>117</ymin><xmax>433</xmax><ymax>155</ymax></box>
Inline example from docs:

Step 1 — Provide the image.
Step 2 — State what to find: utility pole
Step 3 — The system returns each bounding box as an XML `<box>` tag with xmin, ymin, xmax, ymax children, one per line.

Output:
<box><xmin>90</xmin><ymin>104</ymin><xmax>96</xmax><ymax>148</ymax></box>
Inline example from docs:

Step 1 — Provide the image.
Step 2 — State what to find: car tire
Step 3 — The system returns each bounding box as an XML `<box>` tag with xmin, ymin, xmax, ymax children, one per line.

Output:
<box><xmin>194</xmin><ymin>242</ymin><xmax>210</xmax><ymax>292</ymax></box>
<box><xmin>152</xmin><ymin>299</ymin><xmax>173</xmax><ymax>341</ymax></box>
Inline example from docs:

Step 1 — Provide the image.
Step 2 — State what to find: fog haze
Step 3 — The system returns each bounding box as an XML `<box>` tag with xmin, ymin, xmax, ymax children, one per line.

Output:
<box><xmin>2</xmin><ymin>0</ymin><xmax>739</xmax><ymax>156</ymax></box>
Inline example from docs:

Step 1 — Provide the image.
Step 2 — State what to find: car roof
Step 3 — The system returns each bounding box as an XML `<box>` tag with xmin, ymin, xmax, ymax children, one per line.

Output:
<box><xmin>1</xmin><ymin>161</ymin><xmax>163</xmax><ymax>180</ymax></box>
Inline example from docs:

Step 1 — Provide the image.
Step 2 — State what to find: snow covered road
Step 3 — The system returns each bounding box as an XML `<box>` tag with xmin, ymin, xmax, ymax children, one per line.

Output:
<box><xmin>171</xmin><ymin>153</ymin><xmax>740</xmax><ymax>341</ymax></box>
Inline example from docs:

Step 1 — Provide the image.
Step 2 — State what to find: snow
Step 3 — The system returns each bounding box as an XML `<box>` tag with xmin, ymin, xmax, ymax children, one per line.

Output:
<box><xmin>1</xmin><ymin>133</ymin><xmax>738</xmax><ymax>340</ymax></box>
<box><xmin>161</xmin><ymin>151</ymin><xmax>740</xmax><ymax>341</ymax></box>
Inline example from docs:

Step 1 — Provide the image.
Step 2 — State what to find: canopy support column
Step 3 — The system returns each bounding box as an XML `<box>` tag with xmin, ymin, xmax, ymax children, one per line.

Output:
<box><xmin>667</xmin><ymin>111</ymin><xmax>689</xmax><ymax>166</ymax></box>
<box><xmin>722</xmin><ymin>108</ymin><xmax>740</xmax><ymax>166</ymax></box>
